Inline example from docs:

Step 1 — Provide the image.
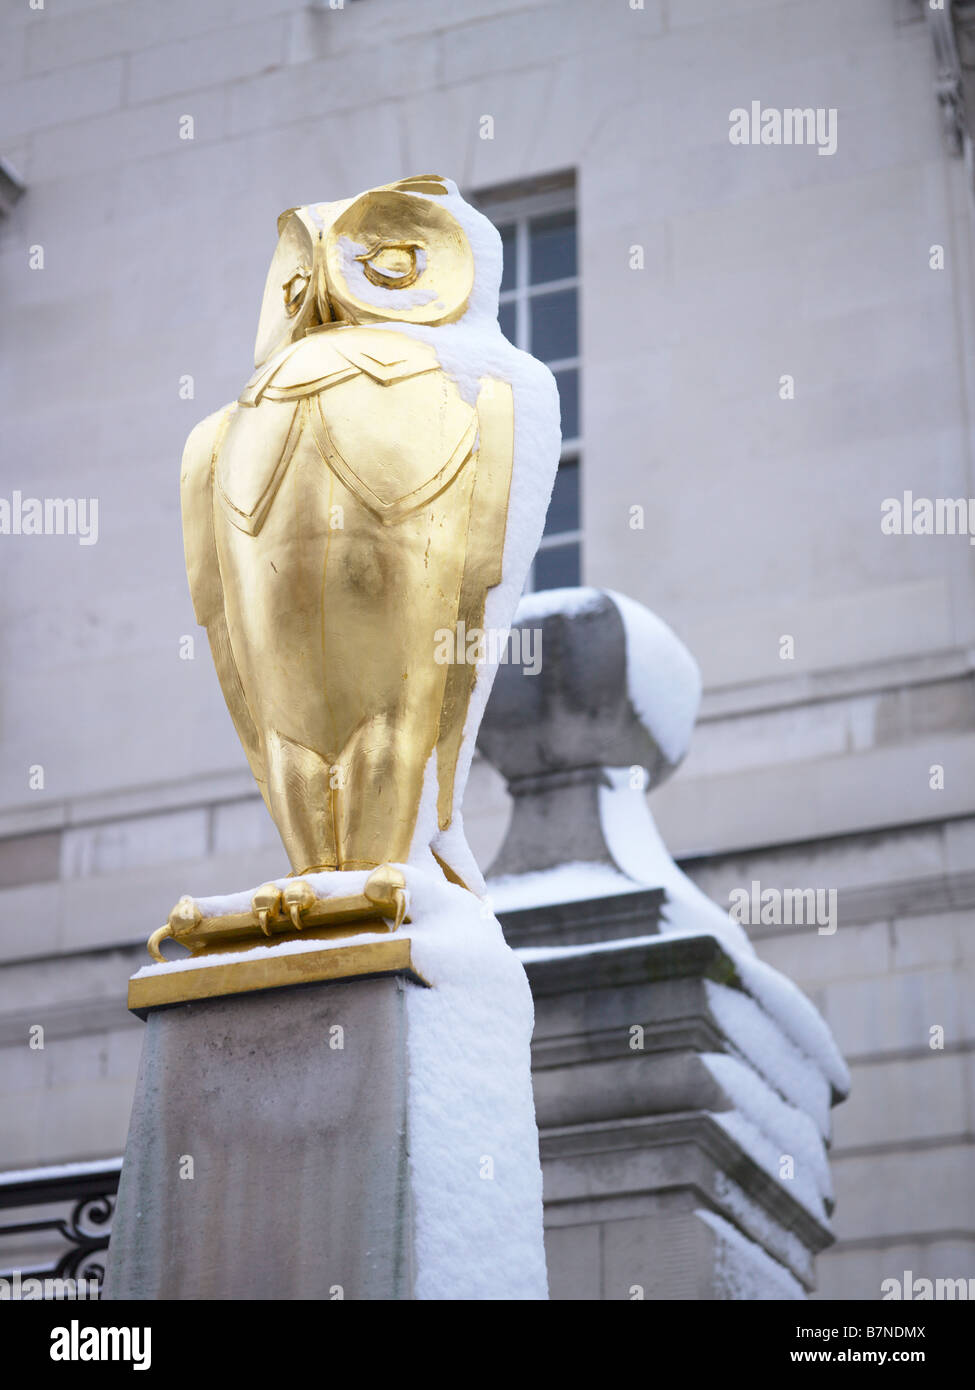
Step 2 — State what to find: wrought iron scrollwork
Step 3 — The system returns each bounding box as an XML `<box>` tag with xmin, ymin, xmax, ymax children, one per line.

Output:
<box><xmin>0</xmin><ymin>1161</ymin><xmax>121</xmax><ymax>1299</ymax></box>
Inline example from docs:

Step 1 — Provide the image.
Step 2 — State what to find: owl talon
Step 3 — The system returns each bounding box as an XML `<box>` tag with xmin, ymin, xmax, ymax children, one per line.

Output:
<box><xmin>146</xmin><ymin>896</ymin><xmax>202</xmax><ymax>961</ymax></box>
<box><xmin>364</xmin><ymin>865</ymin><xmax>408</xmax><ymax>930</ymax></box>
<box><xmin>282</xmin><ymin>879</ymin><xmax>317</xmax><ymax>930</ymax></box>
<box><xmin>147</xmin><ymin>923</ymin><xmax>175</xmax><ymax>964</ymax></box>
<box><xmin>169</xmin><ymin>895</ymin><xmax>202</xmax><ymax>934</ymax></box>
<box><xmin>252</xmin><ymin>883</ymin><xmax>283</xmax><ymax>937</ymax></box>
<box><xmin>391</xmin><ymin>888</ymin><xmax>407</xmax><ymax>931</ymax></box>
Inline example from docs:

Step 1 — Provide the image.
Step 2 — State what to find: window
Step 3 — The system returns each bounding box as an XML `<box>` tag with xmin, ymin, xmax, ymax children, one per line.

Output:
<box><xmin>474</xmin><ymin>177</ymin><xmax>581</xmax><ymax>590</ymax></box>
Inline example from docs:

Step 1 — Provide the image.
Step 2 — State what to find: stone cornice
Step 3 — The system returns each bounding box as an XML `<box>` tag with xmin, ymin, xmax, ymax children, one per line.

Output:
<box><xmin>521</xmin><ymin>931</ymin><xmax>740</xmax><ymax>998</ymax></box>
<box><xmin>540</xmin><ymin>1111</ymin><xmax>834</xmax><ymax>1258</ymax></box>
<box><xmin>497</xmin><ymin>886</ymin><xmax>665</xmax><ymax>949</ymax></box>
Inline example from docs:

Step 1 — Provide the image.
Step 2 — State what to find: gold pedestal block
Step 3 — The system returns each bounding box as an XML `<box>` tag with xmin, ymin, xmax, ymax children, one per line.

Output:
<box><xmin>128</xmin><ymin>934</ymin><xmax>428</xmax><ymax>1019</ymax></box>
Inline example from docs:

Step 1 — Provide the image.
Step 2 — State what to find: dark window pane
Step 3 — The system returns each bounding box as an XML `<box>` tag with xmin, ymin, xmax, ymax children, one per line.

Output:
<box><xmin>543</xmin><ymin>458</ymin><xmax>579</xmax><ymax>536</ymax></box>
<box><xmin>553</xmin><ymin>368</ymin><xmax>579</xmax><ymax>440</ymax></box>
<box><xmin>534</xmin><ymin>541</ymin><xmax>581</xmax><ymax>591</ymax></box>
<box><xmin>498</xmin><ymin>300</ymin><xmax>516</xmax><ymax>344</ymax></box>
<box><xmin>498</xmin><ymin>223</ymin><xmax>516</xmax><ymax>293</ymax></box>
<box><xmin>529</xmin><ymin>211</ymin><xmax>576</xmax><ymax>285</ymax></box>
<box><xmin>530</xmin><ymin>288</ymin><xmax>577</xmax><ymax>361</ymax></box>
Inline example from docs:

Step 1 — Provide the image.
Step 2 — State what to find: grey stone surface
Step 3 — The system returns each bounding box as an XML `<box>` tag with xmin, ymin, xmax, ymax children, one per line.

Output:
<box><xmin>0</xmin><ymin>830</ymin><xmax>60</xmax><ymax>891</ymax></box>
<box><xmin>104</xmin><ymin>975</ymin><xmax>414</xmax><ymax>1301</ymax></box>
<box><xmin>542</xmin><ymin>1122</ymin><xmax>818</xmax><ymax>1294</ymax></box>
<box><xmin>479</xmin><ymin>591</ymin><xmax>690</xmax><ymax>877</ymax></box>
<box><xmin>480</xmin><ymin>593</ymin><xmax>673</xmax><ymax>784</ymax></box>
<box><xmin>497</xmin><ymin>887</ymin><xmax>664</xmax><ymax>949</ymax></box>
<box><xmin>522</xmin><ymin>924</ymin><xmax>838</xmax><ymax>1297</ymax></box>
<box><xmin>485</xmin><ymin>767</ymin><xmax>621</xmax><ymax>878</ymax></box>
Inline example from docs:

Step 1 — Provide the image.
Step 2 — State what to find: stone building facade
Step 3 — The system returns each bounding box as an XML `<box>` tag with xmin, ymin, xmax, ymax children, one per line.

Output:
<box><xmin>1</xmin><ymin>0</ymin><xmax>973</xmax><ymax>1299</ymax></box>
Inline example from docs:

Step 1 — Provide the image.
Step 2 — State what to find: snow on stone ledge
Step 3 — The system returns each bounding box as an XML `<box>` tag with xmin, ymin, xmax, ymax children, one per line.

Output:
<box><xmin>696</xmin><ymin>1208</ymin><xmax>806</xmax><ymax>1300</ymax></box>
<box><xmin>514</xmin><ymin>926</ymin><xmax>848</xmax><ymax>1102</ymax></box>
<box><xmin>514</xmin><ymin>585</ymin><xmax>605</xmax><ymax>624</ymax></box>
<box><xmin>488</xmin><ymin>860</ymin><xmax>645</xmax><ymax>913</ymax></box>
<box><xmin>491</xmin><ymin>777</ymin><xmax>849</xmax><ymax>1099</ymax></box>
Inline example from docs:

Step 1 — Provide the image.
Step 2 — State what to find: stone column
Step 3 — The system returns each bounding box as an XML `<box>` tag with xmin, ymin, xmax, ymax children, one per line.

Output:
<box><xmin>521</xmin><ymin>929</ymin><xmax>837</xmax><ymax>1299</ymax></box>
<box><xmin>479</xmin><ymin>587</ymin><xmax>849</xmax><ymax>1300</ymax></box>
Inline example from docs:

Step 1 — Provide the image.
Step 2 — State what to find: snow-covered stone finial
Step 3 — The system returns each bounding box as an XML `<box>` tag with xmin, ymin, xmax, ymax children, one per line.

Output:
<box><xmin>479</xmin><ymin>586</ymin><xmax>702</xmax><ymax>884</ymax></box>
<box><xmin>480</xmin><ymin>586</ymin><xmax>700</xmax><ymax>795</ymax></box>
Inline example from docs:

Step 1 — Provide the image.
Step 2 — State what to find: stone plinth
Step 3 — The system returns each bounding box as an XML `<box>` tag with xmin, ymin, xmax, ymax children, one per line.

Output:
<box><xmin>105</xmin><ymin>973</ymin><xmax>415</xmax><ymax>1300</ymax></box>
<box><xmin>105</xmin><ymin>868</ymin><xmax>549</xmax><ymax>1301</ymax></box>
<box><xmin>482</xmin><ymin>587</ymin><xmax>848</xmax><ymax>1299</ymax></box>
<box><xmin>512</xmin><ymin>914</ymin><xmax>840</xmax><ymax>1300</ymax></box>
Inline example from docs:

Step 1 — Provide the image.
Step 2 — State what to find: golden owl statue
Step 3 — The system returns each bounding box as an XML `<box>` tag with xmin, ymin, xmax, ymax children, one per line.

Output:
<box><xmin>173</xmin><ymin>175</ymin><xmax>560</xmax><ymax>951</ymax></box>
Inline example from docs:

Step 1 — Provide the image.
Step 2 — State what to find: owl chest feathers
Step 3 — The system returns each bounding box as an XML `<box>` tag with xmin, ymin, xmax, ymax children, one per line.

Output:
<box><xmin>215</xmin><ymin>326</ymin><xmax>478</xmax><ymax>535</ymax></box>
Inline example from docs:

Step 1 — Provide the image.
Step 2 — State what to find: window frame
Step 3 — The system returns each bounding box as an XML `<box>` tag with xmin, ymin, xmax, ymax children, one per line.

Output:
<box><xmin>474</xmin><ymin>181</ymin><xmax>582</xmax><ymax>590</ymax></box>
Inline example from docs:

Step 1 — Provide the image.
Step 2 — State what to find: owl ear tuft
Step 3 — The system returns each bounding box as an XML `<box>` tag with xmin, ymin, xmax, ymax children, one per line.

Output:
<box><xmin>387</xmin><ymin>175</ymin><xmax>449</xmax><ymax>197</ymax></box>
<box><xmin>254</xmin><ymin>209</ymin><xmax>322</xmax><ymax>367</ymax></box>
<box><xmin>276</xmin><ymin>206</ymin><xmax>301</xmax><ymax>235</ymax></box>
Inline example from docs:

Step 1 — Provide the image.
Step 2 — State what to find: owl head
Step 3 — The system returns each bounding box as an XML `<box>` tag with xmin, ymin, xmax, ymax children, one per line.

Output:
<box><xmin>253</xmin><ymin>175</ymin><xmax>501</xmax><ymax>367</ymax></box>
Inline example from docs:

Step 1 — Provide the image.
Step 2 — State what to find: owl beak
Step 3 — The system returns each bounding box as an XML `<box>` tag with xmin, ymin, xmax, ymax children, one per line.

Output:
<box><xmin>315</xmin><ymin>282</ymin><xmax>336</xmax><ymax>324</ymax></box>
<box><xmin>306</xmin><ymin>198</ymin><xmax>355</xmax><ymax>327</ymax></box>
<box><xmin>316</xmin><ymin>278</ymin><xmax>356</xmax><ymax>328</ymax></box>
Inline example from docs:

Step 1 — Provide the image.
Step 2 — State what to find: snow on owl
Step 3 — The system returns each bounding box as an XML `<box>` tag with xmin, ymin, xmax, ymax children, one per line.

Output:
<box><xmin>180</xmin><ymin>175</ymin><xmax>561</xmax><ymax>902</ymax></box>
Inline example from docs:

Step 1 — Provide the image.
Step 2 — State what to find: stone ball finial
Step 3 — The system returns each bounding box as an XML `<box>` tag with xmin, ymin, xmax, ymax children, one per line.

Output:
<box><xmin>478</xmin><ymin>587</ymin><xmax>701</xmax><ymax>790</ymax></box>
<box><xmin>478</xmin><ymin>587</ymin><xmax>701</xmax><ymax>880</ymax></box>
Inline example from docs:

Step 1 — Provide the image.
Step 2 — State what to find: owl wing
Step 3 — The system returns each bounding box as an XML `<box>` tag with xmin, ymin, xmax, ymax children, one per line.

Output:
<box><xmin>434</xmin><ymin>376</ymin><xmax>515</xmax><ymax>833</ymax></box>
<box><xmin>180</xmin><ymin>406</ymin><xmax>270</xmax><ymax>808</ymax></box>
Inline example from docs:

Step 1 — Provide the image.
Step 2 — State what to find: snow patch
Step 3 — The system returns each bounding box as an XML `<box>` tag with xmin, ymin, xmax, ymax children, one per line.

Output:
<box><xmin>704</xmin><ymin>980</ymin><xmax>833</xmax><ymax>1138</ymax></box>
<box><xmin>703</xmin><ymin>1051</ymin><xmax>834</xmax><ymax>1221</ymax></box>
<box><xmin>401</xmin><ymin>868</ymin><xmax>548</xmax><ymax>1299</ymax></box>
<box><xmin>606</xmin><ymin>589</ymin><xmax>701</xmax><ymax>765</ymax></box>
<box><xmin>696</xmin><ymin>1208</ymin><xmax>806</xmax><ymax>1300</ymax></box>
<box><xmin>188</xmin><ymin>868</ymin><xmax>377</xmax><ymax>922</ymax></box>
<box><xmin>514</xmin><ymin>585</ymin><xmax>605</xmax><ymax>625</ymax></box>
<box><xmin>489</xmin><ymin>861</ymin><xmax>645</xmax><ymax>913</ymax></box>
<box><xmin>596</xmin><ymin>771</ymin><xmax>755</xmax><ymax>953</ymax></box>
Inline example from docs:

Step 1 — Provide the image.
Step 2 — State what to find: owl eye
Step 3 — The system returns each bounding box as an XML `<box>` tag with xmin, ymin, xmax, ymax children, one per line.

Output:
<box><xmin>357</xmin><ymin>241</ymin><xmax>423</xmax><ymax>290</ymax></box>
<box><xmin>282</xmin><ymin>269</ymin><xmax>310</xmax><ymax>316</ymax></box>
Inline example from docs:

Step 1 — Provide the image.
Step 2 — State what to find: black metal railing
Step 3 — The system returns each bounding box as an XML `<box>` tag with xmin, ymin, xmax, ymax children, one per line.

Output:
<box><xmin>0</xmin><ymin>1158</ymin><xmax>122</xmax><ymax>1298</ymax></box>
